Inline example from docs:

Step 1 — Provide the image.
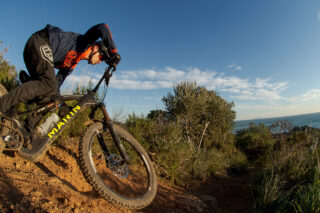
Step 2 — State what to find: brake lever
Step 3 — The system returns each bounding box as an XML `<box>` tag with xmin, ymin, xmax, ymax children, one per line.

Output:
<box><xmin>105</xmin><ymin>65</ymin><xmax>116</xmax><ymax>87</ymax></box>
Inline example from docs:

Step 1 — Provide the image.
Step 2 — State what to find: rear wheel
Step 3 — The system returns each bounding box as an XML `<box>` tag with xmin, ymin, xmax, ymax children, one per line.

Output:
<box><xmin>79</xmin><ymin>122</ymin><xmax>157</xmax><ymax>209</ymax></box>
<box><xmin>0</xmin><ymin>84</ymin><xmax>7</xmax><ymax>153</ymax></box>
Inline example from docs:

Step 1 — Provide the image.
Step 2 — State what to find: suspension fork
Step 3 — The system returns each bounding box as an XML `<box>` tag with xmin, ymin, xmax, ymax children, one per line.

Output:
<box><xmin>100</xmin><ymin>104</ymin><xmax>131</xmax><ymax>164</ymax></box>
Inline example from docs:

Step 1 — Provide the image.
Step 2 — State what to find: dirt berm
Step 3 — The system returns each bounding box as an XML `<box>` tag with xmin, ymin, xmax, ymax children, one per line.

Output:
<box><xmin>0</xmin><ymin>138</ymin><xmax>252</xmax><ymax>213</ymax></box>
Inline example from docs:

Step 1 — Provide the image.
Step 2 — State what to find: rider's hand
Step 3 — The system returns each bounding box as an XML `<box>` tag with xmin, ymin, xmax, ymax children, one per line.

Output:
<box><xmin>109</xmin><ymin>52</ymin><xmax>121</xmax><ymax>67</ymax></box>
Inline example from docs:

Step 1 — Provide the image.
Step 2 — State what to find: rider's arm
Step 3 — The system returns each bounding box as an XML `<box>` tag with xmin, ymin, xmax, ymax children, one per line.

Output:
<box><xmin>83</xmin><ymin>23</ymin><xmax>118</xmax><ymax>54</ymax></box>
<box><xmin>56</xmin><ymin>68</ymin><xmax>70</xmax><ymax>93</ymax></box>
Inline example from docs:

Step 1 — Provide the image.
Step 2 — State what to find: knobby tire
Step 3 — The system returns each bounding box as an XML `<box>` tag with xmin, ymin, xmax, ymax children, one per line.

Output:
<box><xmin>79</xmin><ymin>122</ymin><xmax>157</xmax><ymax>209</ymax></box>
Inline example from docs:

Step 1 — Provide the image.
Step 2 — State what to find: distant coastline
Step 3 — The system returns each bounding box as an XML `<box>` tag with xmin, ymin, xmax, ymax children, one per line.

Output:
<box><xmin>236</xmin><ymin>111</ymin><xmax>320</xmax><ymax>122</ymax></box>
<box><xmin>234</xmin><ymin>112</ymin><xmax>320</xmax><ymax>132</ymax></box>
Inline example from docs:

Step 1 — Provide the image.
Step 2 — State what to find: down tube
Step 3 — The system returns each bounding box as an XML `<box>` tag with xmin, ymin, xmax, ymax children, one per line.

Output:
<box><xmin>45</xmin><ymin>103</ymin><xmax>88</xmax><ymax>141</ymax></box>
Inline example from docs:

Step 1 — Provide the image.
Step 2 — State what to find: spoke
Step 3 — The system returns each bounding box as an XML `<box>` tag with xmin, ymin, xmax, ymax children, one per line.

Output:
<box><xmin>90</xmin><ymin>129</ymin><xmax>149</xmax><ymax>198</ymax></box>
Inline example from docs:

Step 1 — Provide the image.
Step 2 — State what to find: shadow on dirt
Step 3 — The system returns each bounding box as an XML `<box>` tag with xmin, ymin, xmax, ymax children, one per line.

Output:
<box><xmin>35</xmin><ymin>152</ymin><xmax>98</xmax><ymax>199</ymax></box>
<box><xmin>187</xmin><ymin>174</ymin><xmax>253</xmax><ymax>213</ymax></box>
<box><xmin>0</xmin><ymin>167</ymin><xmax>44</xmax><ymax>212</ymax></box>
<box><xmin>55</xmin><ymin>142</ymin><xmax>78</xmax><ymax>159</ymax></box>
<box><xmin>142</xmin><ymin>173</ymin><xmax>254</xmax><ymax>213</ymax></box>
<box><xmin>141</xmin><ymin>182</ymin><xmax>191</xmax><ymax>213</ymax></box>
<box><xmin>35</xmin><ymin>162</ymin><xmax>79</xmax><ymax>192</ymax></box>
<box><xmin>46</xmin><ymin>152</ymin><xmax>69</xmax><ymax>169</ymax></box>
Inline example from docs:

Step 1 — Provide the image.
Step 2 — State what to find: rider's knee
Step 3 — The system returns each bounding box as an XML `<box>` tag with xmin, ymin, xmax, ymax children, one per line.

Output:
<box><xmin>41</xmin><ymin>78</ymin><xmax>58</xmax><ymax>96</ymax></box>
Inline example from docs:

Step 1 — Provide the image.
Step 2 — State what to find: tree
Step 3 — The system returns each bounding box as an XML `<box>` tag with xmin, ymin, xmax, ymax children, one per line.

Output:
<box><xmin>72</xmin><ymin>78</ymin><xmax>102</xmax><ymax>100</ymax></box>
<box><xmin>162</xmin><ymin>82</ymin><xmax>236</xmax><ymax>150</ymax></box>
<box><xmin>126</xmin><ymin>82</ymin><xmax>246</xmax><ymax>181</ymax></box>
<box><xmin>73</xmin><ymin>78</ymin><xmax>94</xmax><ymax>95</ymax></box>
<box><xmin>147</xmin><ymin>109</ymin><xmax>169</xmax><ymax>123</ymax></box>
<box><xmin>0</xmin><ymin>41</ymin><xmax>18</xmax><ymax>91</ymax></box>
<box><xmin>162</xmin><ymin>82</ymin><xmax>237</xmax><ymax>178</ymax></box>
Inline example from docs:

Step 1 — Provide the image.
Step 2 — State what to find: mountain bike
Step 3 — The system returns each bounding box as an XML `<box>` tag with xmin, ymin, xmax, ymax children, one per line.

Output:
<box><xmin>0</xmin><ymin>65</ymin><xmax>158</xmax><ymax>209</ymax></box>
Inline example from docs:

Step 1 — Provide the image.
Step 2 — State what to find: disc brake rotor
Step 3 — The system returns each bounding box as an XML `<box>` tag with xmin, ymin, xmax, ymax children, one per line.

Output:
<box><xmin>107</xmin><ymin>153</ymin><xmax>129</xmax><ymax>178</ymax></box>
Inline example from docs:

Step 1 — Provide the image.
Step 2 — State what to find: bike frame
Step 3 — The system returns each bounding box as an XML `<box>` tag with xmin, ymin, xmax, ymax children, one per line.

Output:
<box><xmin>16</xmin><ymin>66</ymin><xmax>130</xmax><ymax>163</ymax></box>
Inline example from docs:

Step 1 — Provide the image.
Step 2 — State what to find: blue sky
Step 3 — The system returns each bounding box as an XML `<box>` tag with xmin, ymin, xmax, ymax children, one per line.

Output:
<box><xmin>1</xmin><ymin>0</ymin><xmax>320</xmax><ymax>120</ymax></box>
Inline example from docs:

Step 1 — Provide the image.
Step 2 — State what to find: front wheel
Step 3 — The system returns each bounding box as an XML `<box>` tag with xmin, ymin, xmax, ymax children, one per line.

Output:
<box><xmin>79</xmin><ymin>122</ymin><xmax>157</xmax><ymax>209</ymax></box>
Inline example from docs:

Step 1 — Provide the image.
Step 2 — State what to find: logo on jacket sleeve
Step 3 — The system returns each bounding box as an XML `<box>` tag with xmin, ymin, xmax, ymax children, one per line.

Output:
<box><xmin>40</xmin><ymin>45</ymin><xmax>54</xmax><ymax>67</ymax></box>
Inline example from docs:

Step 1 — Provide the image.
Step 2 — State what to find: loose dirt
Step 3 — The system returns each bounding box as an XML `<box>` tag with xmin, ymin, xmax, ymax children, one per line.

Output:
<box><xmin>0</xmin><ymin>138</ymin><xmax>253</xmax><ymax>213</ymax></box>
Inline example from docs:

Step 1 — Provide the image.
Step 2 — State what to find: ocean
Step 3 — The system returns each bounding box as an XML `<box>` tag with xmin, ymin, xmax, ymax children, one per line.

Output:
<box><xmin>234</xmin><ymin>112</ymin><xmax>320</xmax><ymax>132</ymax></box>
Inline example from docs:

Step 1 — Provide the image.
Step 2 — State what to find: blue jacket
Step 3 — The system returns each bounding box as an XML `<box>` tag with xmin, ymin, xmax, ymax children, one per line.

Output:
<box><xmin>45</xmin><ymin>23</ymin><xmax>118</xmax><ymax>88</ymax></box>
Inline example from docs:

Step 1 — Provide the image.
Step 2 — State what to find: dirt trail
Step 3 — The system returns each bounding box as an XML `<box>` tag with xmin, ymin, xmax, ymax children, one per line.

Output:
<box><xmin>0</xmin><ymin>138</ymin><xmax>253</xmax><ymax>213</ymax></box>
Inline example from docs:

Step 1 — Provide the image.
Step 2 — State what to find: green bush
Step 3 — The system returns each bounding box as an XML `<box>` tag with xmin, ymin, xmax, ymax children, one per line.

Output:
<box><xmin>253</xmin><ymin>131</ymin><xmax>320</xmax><ymax>213</ymax></box>
<box><xmin>125</xmin><ymin>113</ymin><xmax>187</xmax><ymax>182</ymax></box>
<box><xmin>273</xmin><ymin>146</ymin><xmax>318</xmax><ymax>187</ymax></box>
<box><xmin>254</xmin><ymin>169</ymin><xmax>287</xmax><ymax>212</ymax></box>
<box><xmin>292</xmin><ymin>182</ymin><xmax>320</xmax><ymax>213</ymax></box>
<box><xmin>162</xmin><ymin>82</ymin><xmax>236</xmax><ymax>148</ymax></box>
<box><xmin>0</xmin><ymin>41</ymin><xmax>18</xmax><ymax>91</ymax></box>
<box><xmin>235</xmin><ymin>123</ymin><xmax>275</xmax><ymax>164</ymax></box>
<box><xmin>288</xmin><ymin>126</ymin><xmax>320</xmax><ymax>145</ymax></box>
<box><xmin>237</xmin><ymin>122</ymin><xmax>320</xmax><ymax>212</ymax></box>
<box><xmin>126</xmin><ymin>82</ymin><xmax>247</xmax><ymax>182</ymax></box>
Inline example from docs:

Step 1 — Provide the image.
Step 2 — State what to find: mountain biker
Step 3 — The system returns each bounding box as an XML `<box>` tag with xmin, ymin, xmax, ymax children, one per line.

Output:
<box><xmin>0</xmin><ymin>23</ymin><xmax>121</xmax><ymax>116</ymax></box>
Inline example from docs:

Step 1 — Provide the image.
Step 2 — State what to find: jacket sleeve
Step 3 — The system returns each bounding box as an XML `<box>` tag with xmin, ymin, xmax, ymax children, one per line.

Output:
<box><xmin>83</xmin><ymin>23</ymin><xmax>118</xmax><ymax>54</ymax></box>
<box><xmin>56</xmin><ymin>68</ymin><xmax>72</xmax><ymax>92</ymax></box>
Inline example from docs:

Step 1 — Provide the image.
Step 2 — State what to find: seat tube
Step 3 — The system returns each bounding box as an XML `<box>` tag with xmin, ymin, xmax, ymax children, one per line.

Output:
<box><xmin>100</xmin><ymin>105</ymin><xmax>130</xmax><ymax>164</ymax></box>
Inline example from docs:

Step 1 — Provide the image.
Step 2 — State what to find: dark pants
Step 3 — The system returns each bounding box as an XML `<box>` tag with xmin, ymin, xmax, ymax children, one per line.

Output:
<box><xmin>0</xmin><ymin>29</ymin><xmax>57</xmax><ymax>113</ymax></box>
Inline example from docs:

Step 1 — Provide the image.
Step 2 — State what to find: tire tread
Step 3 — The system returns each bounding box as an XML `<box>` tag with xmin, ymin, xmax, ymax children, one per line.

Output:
<box><xmin>79</xmin><ymin>122</ymin><xmax>157</xmax><ymax>209</ymax></box>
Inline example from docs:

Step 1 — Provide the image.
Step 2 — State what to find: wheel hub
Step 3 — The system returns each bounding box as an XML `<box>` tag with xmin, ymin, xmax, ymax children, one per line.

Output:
<box><xmin>107</xmin><ymin>153</ymin><xmax>129</xmax><ymax>178</ymax></box>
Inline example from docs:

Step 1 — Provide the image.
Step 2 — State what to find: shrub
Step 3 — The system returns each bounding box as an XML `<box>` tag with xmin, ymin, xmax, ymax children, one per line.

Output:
<box><xmin>163</xmin><ymin>82</ymin><xmax>239</xmax><ymax>178</ymax></box>
<box><xmin>254</xmin><ymin>169</ymin><xmax>287</xmax><ymax>212</ymax></box>
<box><xmin>253</xmin><ymin>130</ymin><xmax>320</xmax><ymax>213</ymax></box>
<box><xmin>0</xmin><ymin>41</ymin><xmax>18</xmax><ymax>91</ymax></box>
<box><xmin>235</xmin><ymin>123</ymin><xmax>275</xmax><ymax>164</ymax></box>
<box><xmin>125</xmin><ymin>113</ymin><xmax>186</xmax><ymax>182</ymax></box>
<box><xmin>126</xmin><ymin>82</ymin><xmax>246</xmax><ymax>182</ymax></box>
<box><xmin>288</xmin><ymin>126</ymin><xmax>320</xmax><ymax>145</ymax></box>
<box><xmin>163</xmin><ymin>82</ymin><xmax>236</xmax><ymax>148</ymax></box>
<box><xmin>292</xmin><ymin>182</ymin><xmax>320</xmax><ymax>213</ymax></box>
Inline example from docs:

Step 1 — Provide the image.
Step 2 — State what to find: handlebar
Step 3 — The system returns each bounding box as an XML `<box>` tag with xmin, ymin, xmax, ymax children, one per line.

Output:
<box><xmin>92</xmin><ymin>65</ymin><xmax>116</xmax><ymax>93</ymax></box>
<box><xmin>104</xmin><ymin>65</ymin><xmax>116</xmax><ymax>87</ymax></box>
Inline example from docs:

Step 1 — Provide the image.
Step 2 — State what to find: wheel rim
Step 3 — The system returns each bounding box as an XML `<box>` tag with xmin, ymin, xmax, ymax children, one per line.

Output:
<box><xmin>88</xmin><ymin>128</ymin><xmax>152</xmax><ymax>199</ymax></box>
